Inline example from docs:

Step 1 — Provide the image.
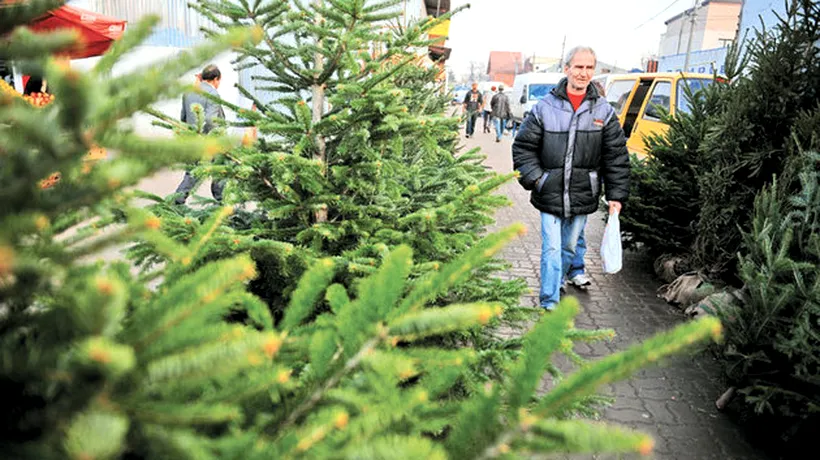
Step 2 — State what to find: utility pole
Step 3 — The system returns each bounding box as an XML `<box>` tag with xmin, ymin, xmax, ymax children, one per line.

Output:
<box><xmin>559</xmin><ymin>35</ymin><xmax>566</xmax><ymax>66</ymax></box>
<box><xmin>683</xmin><ymin>0</ymin><xmax>700</xmax><ymax>72</ymax></box>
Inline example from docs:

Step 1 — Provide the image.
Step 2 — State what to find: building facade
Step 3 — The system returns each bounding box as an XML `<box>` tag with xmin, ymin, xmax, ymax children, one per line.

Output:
<box><xmin>659</xmin><ymin>0</ymin><xmax>741</xmax><ymax>56</ymax></box>
<box><xmin>657</xmin><ymin>0</ymin><xmax>742</xmax><ymax>74</ymax></box>
<box><xmin>487</xmin><ymin>51</ymin><xmax>523</xmax><ymax>86</ymax></box>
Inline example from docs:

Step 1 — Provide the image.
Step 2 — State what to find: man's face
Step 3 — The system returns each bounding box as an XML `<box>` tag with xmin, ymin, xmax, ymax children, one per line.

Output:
<box><xmin>471</xmin><ymin>83</ymin><xmax>478</xmax><ymax>91</ymax></box>
<box><xmin>564</xmin><ymin>51</ymin><xmax>596</xmax><ymax>93</ymax></box>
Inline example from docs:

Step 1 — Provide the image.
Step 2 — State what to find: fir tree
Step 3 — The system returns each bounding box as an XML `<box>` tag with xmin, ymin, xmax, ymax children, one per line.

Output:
<box><xmin>618</xmin><ymin>43</ymin><xmax>743</xmax><ymax>258</ymax></box>
<box><xmin>694</xmin><ymin>0</ymin><xmax>820</xmax><ymax>275</ymax></box>
<box><xmin>717</xmin><ymin>148</ymin><xmax>820</xmax><ymax>454</ymax></box>
<box><xmin>138</xmin><ymin>1</ymin><xmax>528</xmax><ymax>327</ymax></box>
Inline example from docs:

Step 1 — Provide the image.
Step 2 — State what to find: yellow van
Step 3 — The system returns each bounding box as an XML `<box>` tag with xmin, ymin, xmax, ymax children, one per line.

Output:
<box><xmin>593</xmin><ymin>72</ymin><xmax>715</xmax><ymax>157</ymax></box>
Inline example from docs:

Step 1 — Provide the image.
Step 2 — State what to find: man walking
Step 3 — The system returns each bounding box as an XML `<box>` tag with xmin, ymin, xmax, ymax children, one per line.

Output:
<box><xmin>512</xmin><ymin>46</ymin><xmax>629</xmax><ymax>310</ymax></box>
<box><xmin>174</xmin><ymin>64</ymin><xmax>226</xmax><ymax>205</ymax></box>
<box><xmin>566</xmin><ymin>79</ymin><xmax>609</xmax><ymax>290</ymax></box>
<box><xmin>490</xmin><ymin>84</ymin><xmax>511</xmax><ymax>142</ymax></box>
<box><xmin>481</xmin><ymin>85</ymin><xmax>496</xmax><ymax>133</ymax></box>
<box><xmin>462</xmin><ymin>82</ymin><xmax>483</xmax><ymax>138</ymax></box>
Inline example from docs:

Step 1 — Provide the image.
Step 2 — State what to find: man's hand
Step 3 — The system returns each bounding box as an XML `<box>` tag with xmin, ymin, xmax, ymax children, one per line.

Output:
<box><xmin>609</xmin><ymin>200</ymin><xmax>622</xmax><ymax>215</ymax></box>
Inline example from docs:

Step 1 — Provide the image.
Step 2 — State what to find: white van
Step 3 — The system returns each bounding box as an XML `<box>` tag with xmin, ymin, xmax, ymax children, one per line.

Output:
<box><xmin>509</xmin><ymin>72</ymin><xmax>564</xmax><ymax>123</ymax></box>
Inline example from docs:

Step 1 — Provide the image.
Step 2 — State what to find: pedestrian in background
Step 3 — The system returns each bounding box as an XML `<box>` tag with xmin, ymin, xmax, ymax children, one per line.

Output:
<box><xmin>490</xmin><ymin>84</ymin><xmax>511</xmax><ymax>143</ymax></box>
<box><xmin>481</xmin><ymin>85</ymin><xmax>496</xmax><ymax>133</ymax></box>
<box><xmin>512</xmin><ymin>46</ymin><xmax>629</xmax><ymax>310</ymax></box>
<box><xmin>462</xmin><ymin>82</ymin><xmax>483</xmax><ymax>138</ymax></box>
<box><xmin>174</xmin><ymin>64</ymin><xmax>226</xmax><ymax>205</ymax></box>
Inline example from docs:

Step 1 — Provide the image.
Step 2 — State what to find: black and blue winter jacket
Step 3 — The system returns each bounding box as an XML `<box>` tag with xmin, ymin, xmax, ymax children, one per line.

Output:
<box><xmin>512</xmin><ymin>78</ymin><xmax>630</xmax><ymax>217</ymax></box>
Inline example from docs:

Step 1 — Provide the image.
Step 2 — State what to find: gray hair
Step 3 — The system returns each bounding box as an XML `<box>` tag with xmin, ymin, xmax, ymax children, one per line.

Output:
<box><xmin>564</xmin><ymin>46</ymin><xmax>597</xmax><ymax>67</ymax></box>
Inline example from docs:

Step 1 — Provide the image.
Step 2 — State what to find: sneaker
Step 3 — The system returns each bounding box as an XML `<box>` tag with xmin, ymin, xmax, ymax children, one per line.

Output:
<box><xmin>568</xmin><ymin>273</ymin><xmax>592</xmax><ymax>288</ymax></box>
<box><xmin>560</xmin><ymin>281</ymin><xmax>567</xmax><ymax>293</ymax></box>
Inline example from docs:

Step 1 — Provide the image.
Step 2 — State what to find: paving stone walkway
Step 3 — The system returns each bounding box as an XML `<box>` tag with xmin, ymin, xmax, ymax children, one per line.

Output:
<box><xmin>464</xmin><ymin>130</ymin><xmax>766</xmax><ymax>460</ymax></box>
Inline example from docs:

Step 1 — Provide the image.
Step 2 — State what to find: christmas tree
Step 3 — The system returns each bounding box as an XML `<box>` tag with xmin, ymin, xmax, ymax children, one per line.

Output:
<box><xmin>694</xmin><ymin>0</ymin><xmax>820</xmax><ymax>275</ymax></box>
<box><xmin>2</xmin><ymin>1</ymin><xmax>727</xmax><ymax>459</ymax></box>
<box><xmin>136</xmin><ymin>0</ymin><xmax>528</xmax><ymax>335</ymax></box>
<box><xmin>718</xmin><ymin>146</ymin><xmax>820</xmax><ymax>454</ymax></box>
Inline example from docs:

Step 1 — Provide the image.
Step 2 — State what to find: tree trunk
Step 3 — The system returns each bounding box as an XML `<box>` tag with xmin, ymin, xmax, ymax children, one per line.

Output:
<box><xmin>312</xmin><ymin>0</ymin><xmax>328</xmax><ymax>223</ymax></box>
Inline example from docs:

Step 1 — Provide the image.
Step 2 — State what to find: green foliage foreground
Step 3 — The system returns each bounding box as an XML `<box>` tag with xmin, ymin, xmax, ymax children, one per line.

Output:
<box><xmin>1</xmin><ymin>1</ymin><xmax>725</xmax><ymax>459</ymax></box>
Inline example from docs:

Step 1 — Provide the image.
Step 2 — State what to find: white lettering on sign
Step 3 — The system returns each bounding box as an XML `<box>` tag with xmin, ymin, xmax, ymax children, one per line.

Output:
<box><xmin>81</xmin><ymin>14</ymin><xmax>97</xmax><ymax>23</ymax></box>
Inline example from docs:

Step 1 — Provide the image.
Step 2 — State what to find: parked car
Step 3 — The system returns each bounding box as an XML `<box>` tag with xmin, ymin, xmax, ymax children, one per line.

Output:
<box><xmin>592</xmin><ymin>72</ymin><xmax>716</xmax><ymax>157</ymax></box>
<box><xmin>509</xmin><ymin>72</ymin><xmax>565</xmax><ymax>123</ymax></box>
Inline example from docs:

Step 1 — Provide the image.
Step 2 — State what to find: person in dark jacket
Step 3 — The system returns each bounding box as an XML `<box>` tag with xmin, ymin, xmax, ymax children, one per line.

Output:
<box><xmin>174</xmin><ymin>64</ymin><xmax>226</xmax><ymax>205</ymax></box>
<box><xmin>512</xmin><ymin>46</ymin><xmax>629</xmax><ymax>310</ymax></box>
<box><xmin>462</xmin><ymin>82</ymin><xmax>483</xmax><ymax>138</ymax></box>
<box><xmin>490</xmin><ymin>84</ymin><xmax>512</xmax><ymax>142</ymax></box>
<box><xmin>567</xmin><ymin>79</ymin><xmax>609</xmax><ymax>290</ymax></box>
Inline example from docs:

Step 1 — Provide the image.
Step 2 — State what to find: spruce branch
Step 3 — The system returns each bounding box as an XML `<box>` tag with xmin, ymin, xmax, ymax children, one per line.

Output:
<box><xmin>536</xmin><ymin>317</ymin><xmax>723</xmax><ymax>418</ymax></box>
<box><xmin>276</xmin><ymin>337</ymin><xmax>377</xmax><ymax>433</ymax></box>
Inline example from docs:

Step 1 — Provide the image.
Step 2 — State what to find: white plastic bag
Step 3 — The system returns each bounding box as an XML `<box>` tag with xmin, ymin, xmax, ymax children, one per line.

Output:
<box><xmin>600</xmin><ymin>211</ymin><xmax>623</xmax><ymax>274</ymax></box>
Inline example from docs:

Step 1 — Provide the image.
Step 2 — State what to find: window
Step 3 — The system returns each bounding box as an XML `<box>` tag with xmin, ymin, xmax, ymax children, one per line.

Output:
<box><xmin>643</xmin><ymin>81</ymin><xmax>671</xmax><ymax>121</ymax></box>
<box><xmin>676</xmin><ymin>78</ymin><xmax>713</xmax><ymax>115</ymax></box>
<box><xmin>606</xmin><ymin>79</ymin><xmax>637</xmax><ymax>116</ymax></box>
<box><xmin>528</xmin><ymin>83</ymin><xmax>555</xmax><ymax>101</ymax></box>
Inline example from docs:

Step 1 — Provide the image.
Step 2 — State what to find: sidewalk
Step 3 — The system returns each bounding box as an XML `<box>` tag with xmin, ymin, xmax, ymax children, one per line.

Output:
<box><xmin>468</xmin><ymin>130</ymin><xmax>765</xmax><ymax>460</ymax></box>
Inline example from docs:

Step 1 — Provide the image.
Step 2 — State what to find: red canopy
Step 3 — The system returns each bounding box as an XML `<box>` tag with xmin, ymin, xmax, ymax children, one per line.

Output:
<box><xmin>28</xmin><ymin>4</ymin><xmax>126</xmax><ymax>59</ymax></box>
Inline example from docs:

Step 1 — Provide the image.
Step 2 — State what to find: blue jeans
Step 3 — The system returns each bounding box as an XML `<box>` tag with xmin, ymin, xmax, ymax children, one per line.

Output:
<box><xmin>540</xmin><ymin>213</ymin><xmax>587</xmax><ymax>309</ymax></box>
<box><xmin>494</xmin><ymin>117</ymin><xmax>506</xmax><ymax>141</ymax></box>
<box><xmin>568</xmin><ymin>230</ymin><xmax>587</xmax><ymax>279</ymax></box>
<box><xmin>465</xmin><ymin>111</ymin><xmax>479</xmax><ymax>135</ymax></box>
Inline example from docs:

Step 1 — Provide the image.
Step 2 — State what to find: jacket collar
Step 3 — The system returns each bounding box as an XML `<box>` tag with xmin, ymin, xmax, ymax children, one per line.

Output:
<box><xmin>199</xmin><ymin>81</ymin><xmax>219</xmax><ymax>95</ymax></box>
<box><xmin>551</xmin><ymin>77</ymin><xmax>600</xmax><ymax>102</ymax></box>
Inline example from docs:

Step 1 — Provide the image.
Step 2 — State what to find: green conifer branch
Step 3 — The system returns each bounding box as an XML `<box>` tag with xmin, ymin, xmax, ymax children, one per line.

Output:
<box><xmin>445</xmin><ymin>384</ymin><xmax>504</xmax><ymax>458</ymax></box>
<box><xmin>64</xmin><ymin>408</ymin><xmax>130</xmax><ymax>460</ymax></box>
<box><xmin>535</xmin><ymin>317</ymin><xmax>723</xmax><ymax>418</ymax></box>
<box><xmin>396</xmin><ymin>224</ymin><xmax>525</xmax><ymax>315</ymax></box>
<box><xmin>281</xmin><ymin>257</ymin><xmax>337</xmax><ymax>330</ymax></box>
<box><xmin>0</xmin><ymin>27</ymin><xmax>78</xmax><ymax>59</ymax></box>
<box><xmin>495</xmin><ymin>419</ymin><xmax>652</xmax><ymax>458</ymax></box>
<box><xmin>140</xmin><ymin>425</ymin><xmax>217</xmax><ymax>460</ymax></box>
<box><xmin>0</xmin><ymin>0</ymin><xmax>65</xmax><ymax>36</ymax></box>
<box><xmin>143</xmin><ymin>330</ymin><xmax>281</xmax><ymax>386</ymax></box>
<box><xmin>183</xmin><ymin>205</ymin><xmax>235</xmax><ymax>265</ymax></box>
<box><xmin>127</xmin><ymin>402</ymin><xmax>242</xmax><ymax>426</ymax></box>
<box><xmin>506</xmin><ymin>299</ymin><xmax>579</xmax><ymax>412</ymax></box>
<box><xmin>127</xmin><ymin>255</ymin><xmax>257</xmax><ymax>347</ymax></box>
<box><xmin>387</xmin><ymin>303</ymin><xmax>504</xmax><ymax>341</ymax></box>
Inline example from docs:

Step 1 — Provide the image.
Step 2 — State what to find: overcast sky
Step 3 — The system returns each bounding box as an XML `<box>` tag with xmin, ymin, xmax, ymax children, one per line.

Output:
<box><xmin>446</xmin><ymin>0</ymin><xmax>700</xmax><ymax>74</ymax></box>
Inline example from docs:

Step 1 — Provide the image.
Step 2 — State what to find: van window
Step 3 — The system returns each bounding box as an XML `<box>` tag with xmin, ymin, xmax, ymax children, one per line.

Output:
<box><xmin>643</xmin><ymin>81</ymin><xmax>671</xmax><ymax>121</ymax></box>
<box><xmin>676</xmin><ymin>78</ymin><xmax>713</xmax><ymax>115</ymax></box>
<box><xmin>606</xmin><ymin>79</ymin><xmax>637</xmax><ymax>116</ymax></box>
<box><xmin>528</xmin><ymin>83</ymin><xmax>556</xmax><ymax>101</ymax></box>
